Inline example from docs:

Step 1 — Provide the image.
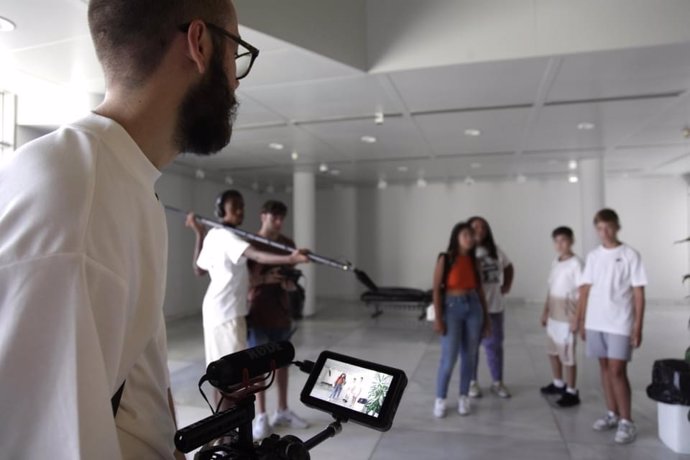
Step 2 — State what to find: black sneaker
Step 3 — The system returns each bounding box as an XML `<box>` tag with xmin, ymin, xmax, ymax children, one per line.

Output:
<box><xmin>556</xmin><ymin>391</ymin><xmax>581</xmax><ymax>407</ymax></box>
<box><xmin>540</xmin><ymin>382</ymin><xmax>566</xmax><ymax>395</ymax></box>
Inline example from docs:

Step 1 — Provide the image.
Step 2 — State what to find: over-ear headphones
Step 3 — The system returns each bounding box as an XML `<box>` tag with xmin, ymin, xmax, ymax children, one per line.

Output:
<box><xmin>215</xmin><ymin>190</ymin><xmax>243</xmax><ymax>220</ymax></box>
<box><xmin>215</xmin><ymin>192</ymin><xmax>227</xmax><ymax>219</ymax></box>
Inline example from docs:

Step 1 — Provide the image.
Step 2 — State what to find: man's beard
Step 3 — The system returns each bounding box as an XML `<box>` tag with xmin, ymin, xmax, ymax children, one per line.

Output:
<box><xmin>175</xmin><ymin>46</ymin><xmax>238</xmax><ymax>156</ymax></box>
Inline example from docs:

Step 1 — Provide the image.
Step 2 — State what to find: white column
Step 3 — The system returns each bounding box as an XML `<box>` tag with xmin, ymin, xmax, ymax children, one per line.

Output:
<box><xmin>293</xmin><ymin>169</ymin><xmax>317</xmax><ymax>317</ymax></box>
<box><xmin>579</xmin><ymin>157</ymin><xmax>606</xmax><ymax>254</ymax></box>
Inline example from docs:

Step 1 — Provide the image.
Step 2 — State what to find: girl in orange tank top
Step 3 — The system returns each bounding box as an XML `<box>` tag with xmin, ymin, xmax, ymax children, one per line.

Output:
<box><xmin>432</xmin><ymin>222</ymin><xmax>490</xmax><ymax>417</ymax></box>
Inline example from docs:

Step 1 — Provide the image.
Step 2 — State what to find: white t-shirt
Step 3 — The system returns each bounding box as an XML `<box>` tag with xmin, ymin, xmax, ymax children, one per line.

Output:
<box><xmin>476</xmin><ymin>245</ymin><xmax>512</xmax><ymax>313</ymax></box>
<box><xmin>0</xmin><ymin>114</ymin><xmax>175</xmax><ymax>459</ymax></box>
<box><xmin>580</xmin><ymin>244</ymin><xmax>648</xmax><ymax>336</ymax></box>
<box><xmin>547</xmin><ymin>255</ymin><xmax>583</xmax><ymax>321</ymax></box>
<box><xmin>196</xmin><ymin>227</ymin><xmax>251</xmax><ymax>330</ymax></box>
<box><xmin>548</xmin><ymin>255</ymin><xmax>583</xmax><ymax>299</ymax></box>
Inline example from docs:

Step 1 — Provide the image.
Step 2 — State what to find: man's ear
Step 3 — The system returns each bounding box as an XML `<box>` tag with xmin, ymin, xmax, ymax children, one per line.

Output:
<box><xmin>185</xmin><ymin>20</ymin><xmax>211</xmax><ymax>74</ymax></box>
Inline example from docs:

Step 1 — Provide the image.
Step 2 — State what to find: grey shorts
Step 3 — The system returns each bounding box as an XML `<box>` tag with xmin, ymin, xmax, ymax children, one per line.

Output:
<box><xmin>586</xmin><ymin>330</ymin><xmax>632</xmax><ymax>362</ymax></box>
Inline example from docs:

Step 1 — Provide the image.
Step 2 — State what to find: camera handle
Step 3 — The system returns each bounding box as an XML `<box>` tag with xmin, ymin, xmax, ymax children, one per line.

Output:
<box><xmin>303</xmin><ymin>419</ymin><xmax>344</xmax><ymax>451</ymax></box>
<box><xmin>175</xmin><ymin>395</ymin><xmax>256</xmax><ymax>453</ymax></box>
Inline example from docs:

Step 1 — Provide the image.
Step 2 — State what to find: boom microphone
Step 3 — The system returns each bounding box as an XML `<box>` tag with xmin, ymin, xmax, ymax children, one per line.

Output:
<box><xmin>206</xmin><ymin>341</ymin><xmax>296</xmax><ymax>390</ymax></box>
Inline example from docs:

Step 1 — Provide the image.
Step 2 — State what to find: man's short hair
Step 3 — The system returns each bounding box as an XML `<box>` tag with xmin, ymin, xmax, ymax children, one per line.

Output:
<box><xmin>552</xmin><ymin>226</ymin><xmax>574</xmax><ymax>240</ymax></box>
<box><xmin>594</xmin><ymin>208</ymin><xmax>620</xmax><ymax>226</ymax></box>
<box><xmin>88</xmin><ymin>0</ymin><xmax>233</xmax><ymax>85</ymax></box>
<box><xmin>261</xmin><ymin>200</ymin><xmax>288</xmax><ymax>217</ymax></box>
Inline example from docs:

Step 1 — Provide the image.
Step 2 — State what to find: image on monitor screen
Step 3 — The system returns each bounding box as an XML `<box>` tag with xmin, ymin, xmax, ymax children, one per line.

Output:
<box><xmin>309</xmin><ymin>358</ymin><xmax>393</xmax><ymax>418</ymax></box>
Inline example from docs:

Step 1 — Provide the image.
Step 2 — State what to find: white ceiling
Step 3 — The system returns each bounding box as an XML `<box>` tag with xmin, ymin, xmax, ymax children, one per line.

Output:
<box><xmin>3</xmin><ymin>1</ymin><xmax>690</xmax><ymax>191</ymax></box>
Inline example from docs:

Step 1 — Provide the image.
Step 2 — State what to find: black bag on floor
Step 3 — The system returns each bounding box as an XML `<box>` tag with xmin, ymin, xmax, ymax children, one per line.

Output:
<box><xmin>646</xmin><ymin>359</ymin><xmax>690</xmax><ymax>405</ymax></box>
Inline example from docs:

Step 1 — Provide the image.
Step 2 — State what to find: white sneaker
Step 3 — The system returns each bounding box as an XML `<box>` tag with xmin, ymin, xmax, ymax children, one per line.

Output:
<box><xmin>433</xmin><ymin>398</ymin><xmax>447</xmax><ymax>418</ymax></box>
<box><xmin>468</xmin><ymin>381</ymin><xmax>482</xmax><ymax>398</ymax></box>
<box><xmin>491</xmin><ymin>382</ymin><xmax>511</xmax><ymax>399</ymax></box>
<box><xmin>614</xmin><ymin>420</ymin><xmax>637</xmax><ymax>444</ymax></box>
<box><xmin>270</xmin><ymin>409</ymin><xmax>310</xmax><ymax>429</ymax></box>
<box><xmin>592</xmin><ymin>412</ymin><xmax>619</xmax><ymax>432</ymax></box>
<box><xmin>458</xmin><ymin>396</ymin><xmax>471</xmax><ymax>416</ymax></box>
<box><xmin>252</xmin><ymin>413</ymin><xmax>272</xmax><ymax>441</ymax></box>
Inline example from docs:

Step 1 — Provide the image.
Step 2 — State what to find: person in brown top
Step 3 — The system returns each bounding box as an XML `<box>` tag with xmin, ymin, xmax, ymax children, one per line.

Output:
<box><xmin>247</xmin><ymin>200</ymin><xmax>310</xmax><ymax>440</ymax></box>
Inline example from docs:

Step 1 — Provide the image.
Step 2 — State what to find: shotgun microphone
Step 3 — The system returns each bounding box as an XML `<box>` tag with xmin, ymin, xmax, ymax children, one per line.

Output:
<box><xmin>206</xmin><ymin>341</ymin><xmax>295</xmax><ymax>389</ymax></box>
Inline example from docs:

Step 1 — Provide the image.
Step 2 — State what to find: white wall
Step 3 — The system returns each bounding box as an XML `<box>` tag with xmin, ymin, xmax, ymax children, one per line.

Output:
<box><xmin>319</xmin><ymin>176</ymin><xmax>688</xmax><ymax>303</ymax></box>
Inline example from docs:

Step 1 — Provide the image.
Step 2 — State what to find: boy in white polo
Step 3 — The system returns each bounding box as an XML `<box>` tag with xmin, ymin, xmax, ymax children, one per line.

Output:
<box><xmin>576</xmin><ymin>209</ymin><xmax>647</xmax><ymax>444</ymax></box>
<box><xmin>540</xmin><ymin>226</ymin><xmax>582</xmax><ymax>407</ymax></box>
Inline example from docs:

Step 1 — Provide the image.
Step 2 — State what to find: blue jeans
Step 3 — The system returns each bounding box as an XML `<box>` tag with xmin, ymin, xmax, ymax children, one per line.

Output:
<box><xmin>248</xmin><ymin>326</ymin><xmax>292</xmax><ymax>348</ymax></box>
<box><xmin>436</xmin><ymin>293</ymin><xmax>484</xmax><ymax>398</ymax></box>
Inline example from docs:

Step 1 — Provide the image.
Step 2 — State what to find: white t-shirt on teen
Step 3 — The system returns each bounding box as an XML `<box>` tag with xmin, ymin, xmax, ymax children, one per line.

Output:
<box><xmin>547</xmin><ymin>255</ymin><xmax>583</xmax><ymax>322</ymax></box>
<box><xmin>0</xmin><ymin>114</ymin><xmax>175</xmax><ymax>459</ymax></box>
<box><xmin>196</xmin><ymin>227</ymin><xmax>251</xmax><ymax>330</ymax></box>
<box><xmin>476</xmin><ymin>245</ymin><xmax>512</xmax><ymax>313</ymax></box>
<box><xmin>580</xmin><ymin>244</ymin><xmax>648</xmax><ymax>336</ymax></box>
<box><xmin>548</xmin><ymin>255</ymin><xmax>583</xmax><ymax>300</ymax></box>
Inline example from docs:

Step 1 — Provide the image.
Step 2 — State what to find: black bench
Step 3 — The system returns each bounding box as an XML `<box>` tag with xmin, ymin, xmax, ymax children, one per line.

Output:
<box><xmin>355</xmin><ymin>269</ymin><xmax>432</xmax><ymax>320</ymax></box>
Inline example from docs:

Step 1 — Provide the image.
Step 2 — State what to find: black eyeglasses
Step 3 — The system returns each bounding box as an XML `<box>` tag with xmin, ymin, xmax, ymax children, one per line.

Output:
<box><xmin>179</xmin><ymin>22</ymin><xmax>259</xmax><ymax>80</ymax></box>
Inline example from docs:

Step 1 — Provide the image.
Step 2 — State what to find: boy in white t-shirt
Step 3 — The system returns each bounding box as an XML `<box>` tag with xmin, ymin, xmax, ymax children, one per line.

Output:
<box><xmin>576</xmin><ymin>209</ymin><xmax>647</xmax><ymax>445</ymax></box>
<box><xmin>540</xmin><ymin>227</ymin><xmax>582</xmax><ymax>407</ymax></box>
<box><xmin>186</xmin><ymin>190</ymin><xmax>308</xmax><ymax>415</ymax></box>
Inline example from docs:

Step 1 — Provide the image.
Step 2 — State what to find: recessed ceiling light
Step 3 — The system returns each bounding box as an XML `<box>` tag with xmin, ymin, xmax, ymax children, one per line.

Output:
<box><xmin>568</xmin><ymin>174</ymin><xmax>579</xmax><ymax>184</ymax></box>
<box><xmin>319</xmin><ymin>163</ymin><xmax>329</xmax><ymax>173</ymax></box>
<box><xmin>330</xmin><ymin>169</ymin><xmax>341</xmax><ymax>176</ymax></box>
<box><xmin>464</xmin><ymin>176</ymin><xmax>475</xmax><ymax>186</ymax></box>
<box><xmin>577</xmin><ymin>122</ymin><xmax>595</xmax><ymax>131</ymax></box>
<box><xmin>224</xmin><ymin>176</ymin><xmax>234</xmax><ymax>185</ymax></box>
<box><xmin>516</xmin><ymin>174</ymin><xmax>527</xmax><ymax>184</ymax></box>
<box><xmin>195</xmin><ymin>169</ymin><xmax>205</xmax><ymax>180</ymax></box>
<box><xmin>361</xmin><ymin>135</ymin><xmax>377</xmax><ymax>144</ymax></box>
<box><xmin>470</xmin><ymin>162</ymin><xmax>482</xmax><ymax>169</ymax></box>
<box><xmin>268</xmin><ymin>142</ymin><xmax>284</xmax><ymax>150</ymax></box>
<box><xmin>417</xmin><ymin>178</ymin><xmax>428</xmax><ymax>188</ymax></box>
<box><xmin>291</xmin><ymin>151</ymin><xmax>299</xmax><ymax>161</ymax></box>
<box><xmin>464</xmin><ymin>129</ymin><xmax>481</xmax><ymax>137</ymax></box>
<box><xmin>265</xmin><ymin>184</ymin><xmax>275</xmax><ymax>194</ymax></box>
<box><xmin>397</xmin><ymin>166</ymin><xmax>409</xmax><ymax>173</ymax></box>
<box><xmin>377</xmin><ymin>178</ymin><xmax>388</xmax><ymax>190</ymax></box>
<box><xmin>568</xmin><ymin>160</ymin><xmax>578</xmax><ymax>170</ymax></box>
<box><xmin>374</xmin><ymin>112</ymin><xmax>384</xmax><ymax>125</ymax></box>
<box><xmin>0</xmin><ymin>17</ymin><xmax>16</xmax><ymax>32</ymax></box>
<box><xmin>251</xmin><ymin>181</ymin><xmax>260</xmax><ymax>191</ymax></box>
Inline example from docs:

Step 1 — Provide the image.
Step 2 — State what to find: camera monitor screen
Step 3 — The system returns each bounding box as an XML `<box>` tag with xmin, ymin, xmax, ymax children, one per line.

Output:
<box><xmin>300</xmin><ymin>351</ymin><xmax>407</xmax><ymax>432</ymax></box>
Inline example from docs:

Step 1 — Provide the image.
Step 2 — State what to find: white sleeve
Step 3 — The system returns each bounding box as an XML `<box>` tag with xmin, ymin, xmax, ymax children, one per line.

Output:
<box><xmin>197</xmin><ymin>229</ymin><xmax>250</xmax><ymax>269</ymax></box>
<box><xmin>117</xmin><ymin>313</ymin><xmax>176</xmax><ymax>460</ymax></box>
<box><xmin>579</xmin><ymin>253</ymin><xmax>594</xmax><ymax>286</ymax></box>
<box><xmin>629</xmin><ymin>250</ymin><xmax>648</xmax><ymax>287</ymax></box>
<box><xmin>223</xmin><ymin>231</ymin><xmax>251</xmax><ymax>264</ymax></box>
<box><xmin>0</xmin><ymin>255</ymin><xmax>123</xmax><ymax>460</ymax></box>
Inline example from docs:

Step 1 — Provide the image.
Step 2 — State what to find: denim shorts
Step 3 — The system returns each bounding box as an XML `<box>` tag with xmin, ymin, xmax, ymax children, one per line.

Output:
<box><xmin>586</xmin><ymin>330</ymin><xmax>632</xmax><ymax>362</ymax></box>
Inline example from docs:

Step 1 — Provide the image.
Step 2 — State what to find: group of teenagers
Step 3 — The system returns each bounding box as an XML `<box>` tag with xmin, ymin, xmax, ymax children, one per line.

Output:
<box><xmin>431</xmin><ymin>209</ymin><xmax>647</xmax><ymax>445</ymax></box>
<box><xmin>185</xmin><ymin>190</ymin><xmax>313</xmax><ymax>441</ymax></box>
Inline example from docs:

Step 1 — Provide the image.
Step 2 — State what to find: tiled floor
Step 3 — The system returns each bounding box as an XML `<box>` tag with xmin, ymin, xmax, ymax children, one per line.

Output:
<box><xmin>168</xmin><ymin>300</ymin><xmax>690</xmax><ymax>459</ymax></box>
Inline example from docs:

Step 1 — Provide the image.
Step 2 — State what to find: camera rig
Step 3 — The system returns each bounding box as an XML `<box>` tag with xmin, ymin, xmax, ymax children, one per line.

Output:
<box><xmin>175</xmin><ymin>344</ymin><xmax>407</xmax><ymax>459</ymax></box>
